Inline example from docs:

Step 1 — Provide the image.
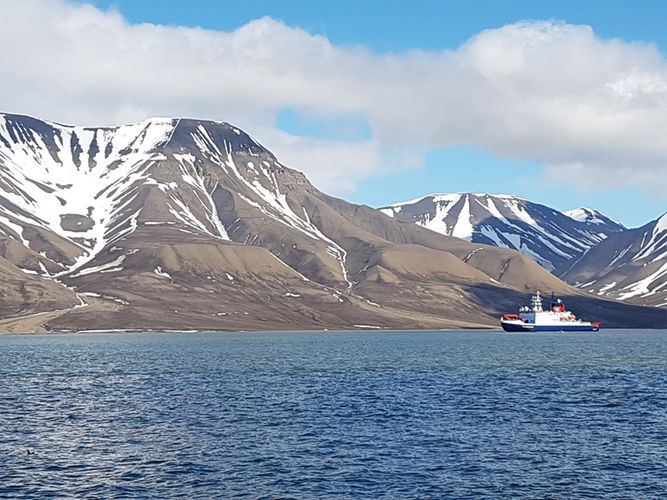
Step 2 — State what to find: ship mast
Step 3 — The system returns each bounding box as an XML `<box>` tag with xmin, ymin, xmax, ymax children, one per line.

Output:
<box><xmin>531</xmin><ymin>291</ymin><xmax>543</xmax><ymax>312</ymax></box>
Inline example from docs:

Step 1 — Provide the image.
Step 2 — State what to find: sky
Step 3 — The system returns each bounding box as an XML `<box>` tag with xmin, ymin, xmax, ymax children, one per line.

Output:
<box><xmin>2</xmin><ymin>0</ymin><xmax>667</xmax><ymax>227</ymax></box>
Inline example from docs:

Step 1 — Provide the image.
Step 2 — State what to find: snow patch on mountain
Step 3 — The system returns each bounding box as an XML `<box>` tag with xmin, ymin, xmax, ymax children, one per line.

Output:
<box><xmin>633</xmin><ymin>213</ymin><xmax>667</xmax><ymax>263</ymax></box>
<box><xmin>562</xmin><ymin>212</ymin><xmax>667</xmax><ymax>307</ymax></box>
<box><xmin>563</xmin><ymin>207</ymin><xmax>622</xmax><ymax>227</ymax></box>
<box><xmin>382</xmin><ymin>193</ymin><xmax>625</xmax><ymax>270</ymax></box>
<box><xmin>616</xmin><ymin>262</ymin><xmax>667</xmax><ymax>300</ymax></box>
<box><xmin>452</xmin><ymin>195</ymin><xmax>474</xmax><ymax>239</ymax></box>
<box><xmin>0</xmin><ymin>113</ymin><xmax>336</xmax><ymax>279</ymax></box>
<box><xmin>0</xmin><ymin>114</ymin><xmax>182</xmax><ymax>270</ymax></box>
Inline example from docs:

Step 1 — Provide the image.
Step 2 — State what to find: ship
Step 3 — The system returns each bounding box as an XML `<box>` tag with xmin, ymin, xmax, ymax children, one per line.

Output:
<box><xmin>500</xmin><ymin>291</ymin><xmax>601</xmax><ymax>332</ymax></box>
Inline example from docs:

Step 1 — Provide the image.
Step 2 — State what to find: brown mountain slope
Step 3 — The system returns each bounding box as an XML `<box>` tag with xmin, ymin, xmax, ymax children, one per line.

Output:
<box><xmin>0</xmin><ymin>113</ymin><xmax>665</xmax><ymax>331</ymax></box>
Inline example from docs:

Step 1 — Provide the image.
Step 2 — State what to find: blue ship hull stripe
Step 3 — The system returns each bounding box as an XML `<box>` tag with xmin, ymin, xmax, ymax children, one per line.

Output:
<box><xmin>501</xmin><ymin>322</ymin><xmax>599</xmax><ymax>332</ymax></box>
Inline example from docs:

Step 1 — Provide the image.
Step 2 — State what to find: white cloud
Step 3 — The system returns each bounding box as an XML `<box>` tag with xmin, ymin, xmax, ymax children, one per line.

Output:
<box><xmin>253</xmin><ymin>128</ymin><xmax>382</xmax><ymax>193</ymax></box>
<box><xmin>1</xmin><ymin>1</ymin><xmax>667</xmax><ymax>197</ymax></box>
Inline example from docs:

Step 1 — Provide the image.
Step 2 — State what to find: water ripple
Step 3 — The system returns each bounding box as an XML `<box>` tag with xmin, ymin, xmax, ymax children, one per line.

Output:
<box><xmin>1</xmin><ymin>330</ymin><xmax>667</xmax><ymax>497</ymax></box>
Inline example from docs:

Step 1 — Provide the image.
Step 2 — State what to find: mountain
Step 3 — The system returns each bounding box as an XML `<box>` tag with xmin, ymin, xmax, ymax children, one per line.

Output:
<box><xmin>0</xmin><ymin>113</ymin><xmax>664</xmax><ymax>332</ymax></box>
<box><xmin>562</xmin><ymin>207</ymin><xmax>621</xmax><ymax>227</ymax></box>
<box><xmin>558</xmin><ymin>213</ymin><xmax>667</xmax><ymax>308</ymax></box>
<box><xmin>380</xmin><ymin>194</ymin><xmax>625</xmax><ymax>270</ymax></box>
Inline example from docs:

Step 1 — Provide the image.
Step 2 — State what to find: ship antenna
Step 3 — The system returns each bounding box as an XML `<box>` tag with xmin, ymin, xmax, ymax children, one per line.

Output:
<box><xmin>531</xmin><ymin>290</ymin><xmax>543</xmax><ymax>312</ymax></box>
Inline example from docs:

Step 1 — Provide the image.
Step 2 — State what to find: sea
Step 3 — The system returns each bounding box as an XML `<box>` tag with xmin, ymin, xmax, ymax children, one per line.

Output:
<box><xmin>1</xmin><ymin>330</ymin><xmax>666</xmax><ymax>498</ymax></box>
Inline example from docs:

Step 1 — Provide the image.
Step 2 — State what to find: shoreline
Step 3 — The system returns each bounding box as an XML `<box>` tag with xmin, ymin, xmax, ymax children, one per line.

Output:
<box><xmin>0</xmin><ymin>326</ymin><xmax>499</xmax><ymax>336</ymax></box>
<box><xmin>3</xmin><ymin>326</ymin><xmax>666</xmax><ymax>337</ymax></box>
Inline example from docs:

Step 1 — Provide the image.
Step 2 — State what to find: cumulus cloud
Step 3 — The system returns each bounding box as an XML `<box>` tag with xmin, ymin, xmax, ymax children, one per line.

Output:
<box><xmin>253</xmin><ymin>128</ymin><xmax>382</xmax><ymax>193</ymax></box>
<box><xmin>1</xmin><ymin>0</ymin><xmax>667</xmax><ymax>196</ymax></box>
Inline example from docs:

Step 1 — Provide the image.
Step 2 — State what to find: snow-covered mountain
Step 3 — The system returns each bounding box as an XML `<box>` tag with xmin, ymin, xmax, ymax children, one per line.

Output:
<box><xmin>1</xmin><ymin>113</ymin><xmax>664</xmax><ymax>331</ymax></box>
<box><xmin>380</xmin><ymin>193</ymin><xmax>625</xmax><ymax>270</ymax></box>
<box><xmin>0</xmin><ymin>113</ymin><xmax>369</xmax><ymax>293</ymax></box>
<box><xmin>558</xmin><ymin>213</ymin><xmax>667</xmax><ymax>308</ymax></box>
<box><xmin>0</xmin><ymin>113</ymin><xmax>340</xmax><ymax>278</ymax></box>
<box><xmin>562</xmin><ymin>207</ymin><xmax>620</xmax><ymax>226</ymax></box>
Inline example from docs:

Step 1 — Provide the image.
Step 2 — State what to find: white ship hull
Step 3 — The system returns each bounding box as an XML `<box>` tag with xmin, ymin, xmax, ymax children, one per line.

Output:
<box><xmin>500</xmin><ymin>318</ymin><xmax>600</xmax><ymax>332</ymax></box>
<box><xmin>500</xmin><ymin>291</ymin><xmax>601</xmax><ymax>332</ymax></box>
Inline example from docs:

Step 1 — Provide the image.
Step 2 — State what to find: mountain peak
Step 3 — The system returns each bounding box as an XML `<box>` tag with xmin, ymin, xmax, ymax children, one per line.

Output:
<box><xmin>562</xmin><ymin>207</ymin><xmax>622</xmax><ymax>228</ymax></box>
<box><xmin>0</xmin><ymin>111</ymin><xmax>174</xmax><ymax>130</ymax></box>
<box><xmin>388</xmin><ymin>192</ymin><xmax>523</xmax><ymax>207</ymax></box>
<box><xmin>166</xmin><ymin>117</ymin><xmax>268</xmax><ymax>157</ymax></box>
<box><xmin>0</xmin><ymin>113</ymin><xmax>284</xmax><ymax>275</ymax></box>
<box><xmin>382</xmin><ymin>192</ymin><xmax>625</xmax><ymax>270</ymax></box>
<box><xmin>655</xmin><ymin>212</ymin><xmax>667</xmax><ymax>232</ymax></box>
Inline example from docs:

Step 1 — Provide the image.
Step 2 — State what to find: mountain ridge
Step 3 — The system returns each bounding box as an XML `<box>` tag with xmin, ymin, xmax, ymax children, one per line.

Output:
<box><xmin>380</xmin><ymin>193</ymin><xmax>625</xmax><ymax>270</ymax></box>
<box><xmin>558</xmin><ymin>212</ymin><xmax>667</xmax><ymax>308</ymax></box>
<box><xmin>1</xmin><ymin>112</ymin><xmax>665</xmax><ymax>331</ymax></box>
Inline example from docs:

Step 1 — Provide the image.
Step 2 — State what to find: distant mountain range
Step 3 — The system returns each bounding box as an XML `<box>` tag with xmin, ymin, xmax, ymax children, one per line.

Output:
<box><xmin>382</xmin><ymin>193</ymin><xmax>667</xmax><ymax>310</ymax></box>
<box><xmin>0</xmin><ymin>112</ymin><xmax>665</xmax><ymax>332</ymax></box>
<box><xmin>380</xmin><ymin>194</ymin><xmax>624</xmax><ymax>270</ymax></box>
<box><xmin>559</xmin><ymin>213</ymin><xmax>667</xmax><ymax>308</ymax></box>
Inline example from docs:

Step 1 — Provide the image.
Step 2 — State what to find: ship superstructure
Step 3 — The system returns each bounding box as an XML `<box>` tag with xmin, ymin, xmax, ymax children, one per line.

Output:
<box><xmin>501</xmin><ymin>291</ymin><xmax>600</xmax><ymax>332</ymax></box>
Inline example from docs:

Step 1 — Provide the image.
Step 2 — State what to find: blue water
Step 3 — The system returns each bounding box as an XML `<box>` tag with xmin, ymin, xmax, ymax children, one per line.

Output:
<box><xmin>1</xmin><ymin>330</ymin><xmax>667</xmax><ymax>498</ymax></box>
